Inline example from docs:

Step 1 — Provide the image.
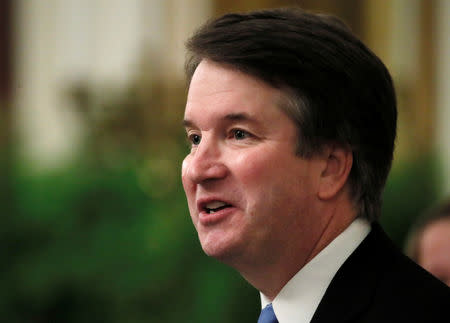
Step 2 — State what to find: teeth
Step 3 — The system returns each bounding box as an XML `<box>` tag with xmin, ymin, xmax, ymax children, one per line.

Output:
<box><xmin>206</xmin><ymin>201</ymin><xmax>227</xmax><ymax>209</ymax></box>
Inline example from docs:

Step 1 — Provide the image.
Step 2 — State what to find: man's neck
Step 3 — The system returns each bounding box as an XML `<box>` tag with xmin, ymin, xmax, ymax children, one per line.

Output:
<box><xmin>240</xmin><ymin>203</ymin><xmax>357</xmax><ymax>301</ymax></box>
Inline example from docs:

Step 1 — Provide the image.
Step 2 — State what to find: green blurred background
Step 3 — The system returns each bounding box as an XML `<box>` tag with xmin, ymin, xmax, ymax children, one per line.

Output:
<box><xmin>1</xmin><ymin>0</ymin><xmax>449</xmax><ymax>322</ymax></box>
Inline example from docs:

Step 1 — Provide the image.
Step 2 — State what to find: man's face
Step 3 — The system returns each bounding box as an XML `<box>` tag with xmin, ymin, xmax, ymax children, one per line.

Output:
<box><xmin>418</xmin><ymin>219</ymin><xmax>450</xmax><ymax>286</ymax></box>
<box><xmin>182</xmin><ymin>60</ymin><xmax>325</xmax><ymax>268</ymax></box>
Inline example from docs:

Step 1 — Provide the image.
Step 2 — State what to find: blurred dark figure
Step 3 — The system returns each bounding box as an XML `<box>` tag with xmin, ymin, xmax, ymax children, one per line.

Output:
<box><xmin>406</xmin><ymin>198</ymin><xmax>450</xmax><ymax>286</ymax></box>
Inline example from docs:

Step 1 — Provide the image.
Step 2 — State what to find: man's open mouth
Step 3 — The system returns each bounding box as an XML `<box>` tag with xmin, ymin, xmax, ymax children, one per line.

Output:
<box><xmin>204</xmin><ymin>201</ymin><xmax>232</xmax><ymax>214</ymax></box>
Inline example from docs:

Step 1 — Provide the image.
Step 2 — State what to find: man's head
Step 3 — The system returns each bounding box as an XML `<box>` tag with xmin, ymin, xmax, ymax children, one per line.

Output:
<box><xmin>406</xmin><ymin>199</ymin><xmax>450</xmax><ymax>286</ymax></box>
<box><xmin>184</xmin><ymin>8</ymin><xmax>397</xmax><ymax>222</ymax></box>
<box><xmin>181</xmin><ymin>8</ymin><xmax>397</xmax><ymax>293</ymax></box>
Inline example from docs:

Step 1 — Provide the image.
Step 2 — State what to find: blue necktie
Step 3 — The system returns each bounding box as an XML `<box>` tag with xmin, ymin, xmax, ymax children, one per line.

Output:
<box><xmin>258</xmin><ymin>303</ymin><xmax>278</xmax><ymax>323</ymax></box>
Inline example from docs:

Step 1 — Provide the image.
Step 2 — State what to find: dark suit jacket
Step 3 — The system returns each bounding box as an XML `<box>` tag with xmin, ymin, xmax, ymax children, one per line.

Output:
<box><xmin>310</xmin><ymin>222</ymin><xmax>450</xmax><ymax>323</ymax></box>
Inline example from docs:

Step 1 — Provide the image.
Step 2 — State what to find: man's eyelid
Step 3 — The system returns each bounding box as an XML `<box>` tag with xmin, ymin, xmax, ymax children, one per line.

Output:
<box><xmin>232</xmin><ymin>127</ymin><xmax>252</xmax><ymax>135</ymax></box>
<box><xmin>228</xmin><ymin>122</ymin><xmax>257</xmax><ymax>134</ymax></box>
<box><xmin>227</xmin><ymin>128</ymin><xmax>257</xmax><ymax>141</ymax></box>
<box><xmin>187</xmin><ymin>131</ymin><xmax>201</xmax><ymax>140</ymax></box>
<box><xmin>185</xmin><ymin>127</ymin><xmax>200</xmax><ymax>137</ymax></box>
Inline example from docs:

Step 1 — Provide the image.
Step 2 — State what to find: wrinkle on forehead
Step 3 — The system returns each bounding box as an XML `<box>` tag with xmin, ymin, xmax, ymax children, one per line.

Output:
<box><xmin>187</xmin><ymin>60</ymin><xmax>272</xmax><ymax>98</ymax></box>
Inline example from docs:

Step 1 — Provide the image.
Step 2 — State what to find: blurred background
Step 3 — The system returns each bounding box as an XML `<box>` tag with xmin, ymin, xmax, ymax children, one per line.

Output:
<box><xmin>0</xmin><ymin>0</ymin><xmax>449</xmax><ymax>322</ymax></box>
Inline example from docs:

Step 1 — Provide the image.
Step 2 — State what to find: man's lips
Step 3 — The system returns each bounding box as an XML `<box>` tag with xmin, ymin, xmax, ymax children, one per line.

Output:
<box><xmin>196</xmin><ymin>197</ymin><xmax>235</xmax><ymax>225</ymax></box>
<box><xmin>197</xmin><ymin>197</ymin><xmax>233</xmax><ymax>213</ymax></box>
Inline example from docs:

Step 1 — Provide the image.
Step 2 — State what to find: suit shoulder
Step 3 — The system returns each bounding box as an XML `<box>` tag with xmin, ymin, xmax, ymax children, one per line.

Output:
<box><xmin>311</xmin><ymin>223</ymin><xmax>449</xmax><ymax>323</ymax></box>
<box><xmin>368</xmin><ymin>226</ymin><xmax>450</xmax><ymax>321</ymax></box>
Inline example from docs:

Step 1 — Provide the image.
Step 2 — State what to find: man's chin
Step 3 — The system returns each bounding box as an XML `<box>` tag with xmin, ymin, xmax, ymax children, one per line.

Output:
<box><xmin>200</xmin><ymin>238</ymin><xmax>243</xmax><ymax>264</ymax></box>
<box><xmin>202</xmin><ymin>242</ymin><xmax>231</xmax><ymax>259</ymax></box>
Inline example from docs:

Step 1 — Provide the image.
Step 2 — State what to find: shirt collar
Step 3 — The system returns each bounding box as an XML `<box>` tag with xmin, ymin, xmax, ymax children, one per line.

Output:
<box><xmin>260</xmin><ymin>218</ymin><xmax>371</xmax><ymax>323</ymax></box>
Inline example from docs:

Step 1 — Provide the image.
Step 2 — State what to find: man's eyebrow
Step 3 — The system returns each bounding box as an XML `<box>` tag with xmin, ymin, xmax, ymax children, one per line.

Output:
<box><xmin>182</xmin><ymin>119</ymin><xmax>195</xmax><ymax>128</ymax></box>
<box><xmin>183</xmin><ymin>113</ymin><xmax>257</xmax><ymax>128</ymax></box>
<box><xmin>222</xmin><ymin>112</ymin><xmax>257</xmax><ymax>123</ymax></box>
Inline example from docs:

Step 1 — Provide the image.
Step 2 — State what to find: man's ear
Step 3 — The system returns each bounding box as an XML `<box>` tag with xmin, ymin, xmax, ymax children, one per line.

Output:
<box><xmin>318</xmin><ymin>144</ymin><xmax>353</xmax><ymax>200</ymax></box>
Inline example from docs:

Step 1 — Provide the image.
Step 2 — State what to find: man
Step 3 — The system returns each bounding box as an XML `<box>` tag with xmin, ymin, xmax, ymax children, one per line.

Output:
<box><xmin>406</xmin><ymin>198</ymin><xmax>450</xmax><ymax>286</ymax></box>
<box><xmin>181</xmin><ymin>8</ymin><xmax>449</xmax><ymax>323</ymax></box>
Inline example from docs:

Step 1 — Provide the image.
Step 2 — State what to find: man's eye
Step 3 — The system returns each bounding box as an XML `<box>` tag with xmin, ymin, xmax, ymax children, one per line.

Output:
<box><xmin>189</xmin><ymin>134</ymin><xmax>201</xmax><ymax>145</ymax></box>
<box><xmin>233</xmin><ymin>129</ymin><xmax>249</xmax><ymax>140</ymax></box>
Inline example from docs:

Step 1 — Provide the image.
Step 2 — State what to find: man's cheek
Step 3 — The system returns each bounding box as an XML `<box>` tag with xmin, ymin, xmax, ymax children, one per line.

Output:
<box><xmin>234</xmin><ymin>152</ymin><xmax>270</xmax><ymax>182</ymax></box>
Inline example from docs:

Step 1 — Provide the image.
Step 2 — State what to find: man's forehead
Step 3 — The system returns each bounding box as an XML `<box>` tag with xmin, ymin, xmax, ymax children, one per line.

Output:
<box><xmin>183</xmin><ymin>60</ymin><xmax>294</xmax><ymax>130</ymax></box>
<box><xmin>188</xmin><ymin>60</ymin><xmax>270</xmax><ymax>96</ymax></box>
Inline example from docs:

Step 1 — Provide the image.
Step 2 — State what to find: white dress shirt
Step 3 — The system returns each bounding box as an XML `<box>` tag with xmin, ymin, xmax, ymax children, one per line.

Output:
<box><xmin>260</xmin><ymin>218</ymin><xmax>371</xmax><ymax>323</ymax></box>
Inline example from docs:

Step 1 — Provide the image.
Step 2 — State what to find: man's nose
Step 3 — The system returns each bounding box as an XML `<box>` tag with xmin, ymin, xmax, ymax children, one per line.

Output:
<box><xmin>185</xmin><ymin>138</ymin><xmax>228</xmax><ymax>184</ymax></box>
